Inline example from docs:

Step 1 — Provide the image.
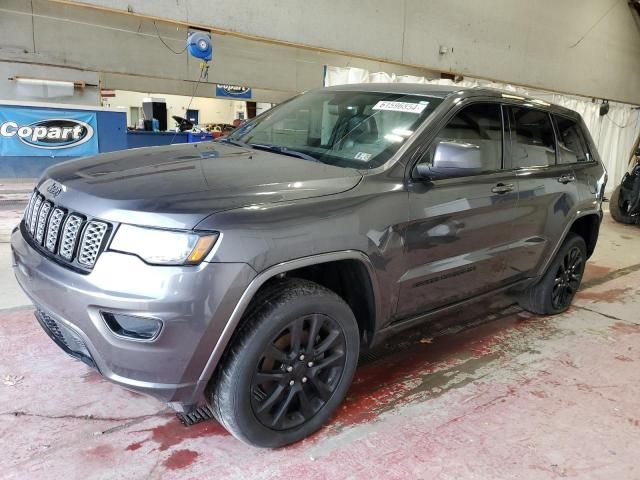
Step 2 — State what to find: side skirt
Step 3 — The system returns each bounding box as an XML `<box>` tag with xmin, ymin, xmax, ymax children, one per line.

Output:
<box><xmin>370</xmin><ymin>277</ymin><xmax>535</xmax><ymax>348</ymax></box>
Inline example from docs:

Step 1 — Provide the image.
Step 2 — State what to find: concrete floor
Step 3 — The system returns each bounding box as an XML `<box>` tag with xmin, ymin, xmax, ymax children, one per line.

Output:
<box><xmin>1</xmin><ymin>203</ymin><xmax>640</xmax><ymax>479</ymax></box>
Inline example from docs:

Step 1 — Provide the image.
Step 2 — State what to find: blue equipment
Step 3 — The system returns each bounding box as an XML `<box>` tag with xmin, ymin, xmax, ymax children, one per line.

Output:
<box><xmin>187</xmin><ymin>31</ymin><xmax>213</xmax><ymax>62</ymax></box>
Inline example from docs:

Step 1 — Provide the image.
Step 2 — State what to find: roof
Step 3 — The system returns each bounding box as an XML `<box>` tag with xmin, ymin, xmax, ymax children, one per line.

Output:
<box><xmin>319</xmin><ymin>83</ymin><xmax>578</xmax><ymax>118</ymax></box>
<box><xmin>321</xmin><ymin>82</ymin><xmax>465</xmax><ymax>98</ymax></box>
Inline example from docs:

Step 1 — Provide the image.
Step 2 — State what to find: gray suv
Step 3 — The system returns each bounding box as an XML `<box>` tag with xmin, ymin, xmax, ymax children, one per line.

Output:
<box><xmin>11</xmin><ymin>84</ymin><xmax>607</xmax><ymax>447</ymax></box>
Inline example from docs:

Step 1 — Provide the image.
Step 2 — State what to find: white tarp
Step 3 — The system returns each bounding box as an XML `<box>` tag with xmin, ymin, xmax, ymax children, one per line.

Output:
<box><xmin>324</xmin><ymin>66</ymin><xmax>640</xmax><ymax>191</ymax></box>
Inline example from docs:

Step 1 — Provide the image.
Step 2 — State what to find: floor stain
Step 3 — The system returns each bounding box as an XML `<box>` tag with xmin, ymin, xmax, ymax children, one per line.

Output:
<box><xmin>576</xmin><ymin>288</ymin><xmax>631</xmax><ymax>304</ymax></box>
<box><xmin>582</xmin><ymin>264</ymin><xmax>613</xmax><ymax>284</ymax></box>
<box><xmin>163</xmin><ymin>449</ymin><xmax>199</xmax><ymax>470</ymax></box>
<box><xmin>610</xmin><ymin>322</ymin><xmax>640</xmax><ymax>335</ymax></box>
<box><xmin>327</xmin><ymin>310</ymin><xmax>556</xmax><ymax>431</ymax></box>
<box><xmin>126</xmin><ymin>416</ymin><xmax>229</xmax><ymax>453</ymax></box>
<box><xmin>85</xmin><ymin>444</ymin><xmax>114</xmax><ymax>460</ymax></box>
<box><xmin>615</xmin><ymin>355</ymin><xmax>634</xmax><ymax>362</ymax></box>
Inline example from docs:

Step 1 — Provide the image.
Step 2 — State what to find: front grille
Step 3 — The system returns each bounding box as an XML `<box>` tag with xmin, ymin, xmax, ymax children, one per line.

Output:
<box><xmin>45</xmin><ymin>208</ymin><xmax>65</xmax><ymax>252</ymax></box>
<box><xmin>59</xmin><ymin>214</ymin><xmax>84</xmax><ymax>260</ymax></box>
<box><xmin>23</xmin><ymin>189</ymin><xmax>111</xmax><ymax>270</ymax></box>
<box><xmin>36</xmin><ymin>309</ymin><xmax>96</xmax><ymax>369</ymax></box>
<box><xmin>78</xmin><ymin>221</ymin><xmax>109</xmax><ymax>267</ymax></box>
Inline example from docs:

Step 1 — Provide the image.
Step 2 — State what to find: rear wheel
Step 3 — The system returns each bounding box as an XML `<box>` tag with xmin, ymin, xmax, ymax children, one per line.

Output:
<box><xmin>609</xmin><ymin>185</ymin><xmax>634</xmax><ymax>224</ymax></box>
<box><xmin>518</xmin><ymin>233</ymin><xmax>587</xmax><ymax>315</ymax></box>
<box><xmin>210</xmin><ymin>278</ymin><xmax>359</xmax><ymax>448</ymax></box>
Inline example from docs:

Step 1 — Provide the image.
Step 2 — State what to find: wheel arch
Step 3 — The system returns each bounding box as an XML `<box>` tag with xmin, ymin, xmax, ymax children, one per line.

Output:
<box><xmin>195</xmin><ymin>250</ymin><xmax>381</xmax><ymax>399</ymax></box>
<box><xmin>538</xmin><ymin>210</ymin><xmax>601</xmax><ymax>278</ymax></box>
<box><xmin>568</xmin><ymin>213</ymin><xmax>600</xmax><ymax>258</ymax></box>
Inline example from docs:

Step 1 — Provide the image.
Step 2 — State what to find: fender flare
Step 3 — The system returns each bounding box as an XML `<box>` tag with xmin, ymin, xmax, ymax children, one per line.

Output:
<box><xmin>192</xmin><ymin>250</ymin><xmax>381</xmax><ymax>401</ymax></box>
<box><xmin>537</xmin><ymin>208</ymin><xmax>602</xmax><ymax>277</ymax></box>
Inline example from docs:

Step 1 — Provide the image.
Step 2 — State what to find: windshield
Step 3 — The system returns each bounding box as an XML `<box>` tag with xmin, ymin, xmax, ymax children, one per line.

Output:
<box><xmin>226</xmin><ymin>91</ymin><xmax>443</xmax><ymax>169</ymax></box>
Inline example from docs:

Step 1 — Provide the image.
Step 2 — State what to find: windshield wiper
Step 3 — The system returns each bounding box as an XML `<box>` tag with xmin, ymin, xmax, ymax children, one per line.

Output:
<box><xmin>217</xmin><ymin>137</ymin><xmax>252</xmax><ymax>148</ymax></box>
<box><xmin>249</xmin><ymin>143</ymin><xmax>323</xmax><ymax>163</ymax></box>
<box><xmin>219</xmin><ymin>138</ymin><xmax>323</xmax><ymax>164</ymax></box>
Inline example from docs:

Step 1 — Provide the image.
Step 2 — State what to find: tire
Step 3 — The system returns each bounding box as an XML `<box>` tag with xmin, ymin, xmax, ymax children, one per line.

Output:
<box><xmin>518</xmin><ymin>233</ymin><xmax>587</xmax><ymax>315</ymax></box>
<box><xmin>609</xmin><ymin>185</ymin><xmax>634</xmax><ymax>224</ymax></box>
<box><xmin>210</xmin><ymin>278</ymin><xmax>360</xmax><ymax>448</ymax></box>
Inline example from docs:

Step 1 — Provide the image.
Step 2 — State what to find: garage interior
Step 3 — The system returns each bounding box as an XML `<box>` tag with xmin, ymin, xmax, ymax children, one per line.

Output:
<box><xmin>1</xmin><ymin>0</ymin><xmax>640</xmax><ymax>478</ymax></box>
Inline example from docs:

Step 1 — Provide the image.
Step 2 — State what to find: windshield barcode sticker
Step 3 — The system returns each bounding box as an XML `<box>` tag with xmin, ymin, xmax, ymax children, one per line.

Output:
<box><xmin>372</xmin><ymin>101</ymin><xmax>428</xmax><ymax>114</ymax></box>
<box><xmin>354</xmin><ymin>152</ymin><xmax>372</xmax><ymax>161</ymax></box>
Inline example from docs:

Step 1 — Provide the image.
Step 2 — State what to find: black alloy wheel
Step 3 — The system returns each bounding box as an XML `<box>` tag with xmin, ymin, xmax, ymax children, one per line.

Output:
<box><xmin>250</xmin><ymin>314</ymin><xmax>347</xmax><ymax>430</ymax></box>
<box><xmin>210</xmin><ymin>278</ymin><xmax>359</xmax><ymax>448</ymax></box>
<box><xmin>551</xmin><ymin>245</ymin><xmax>584</xmax><ymax>310</ymax></box>
<box><xmin>517</xmin><ymin>232</ymin><xmax>587</xmax><ymax>315</ymax></box>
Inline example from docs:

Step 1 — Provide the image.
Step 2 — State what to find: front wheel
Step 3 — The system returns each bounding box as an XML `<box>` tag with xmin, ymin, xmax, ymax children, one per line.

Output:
<box><xmin>210</xmin><ymin>278</ymin><xmax>360</xmax><ymax>448</ymax></box>
<box><xmin>518</xmin><ymin>233</ymin><xmax>587</xmax><ymax>315</ymax></box>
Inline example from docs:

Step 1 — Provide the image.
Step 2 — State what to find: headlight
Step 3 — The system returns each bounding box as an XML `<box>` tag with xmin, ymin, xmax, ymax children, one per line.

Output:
<box><xmin>110</xmin><ymin>224</ymin><xmax>218</xmax><ymax>265</ymax></box>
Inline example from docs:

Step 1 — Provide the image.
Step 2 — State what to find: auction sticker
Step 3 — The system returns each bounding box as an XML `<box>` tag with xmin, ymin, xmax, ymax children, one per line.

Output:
<box><xmin>354</xmin><ymin>152</ymin><xmax>372</xmax><ymax>161</ymax></box>
<box><xmin>372</xmin><ymin>101</ymin><xmax>428</xmax><ymax>114</ymax></box>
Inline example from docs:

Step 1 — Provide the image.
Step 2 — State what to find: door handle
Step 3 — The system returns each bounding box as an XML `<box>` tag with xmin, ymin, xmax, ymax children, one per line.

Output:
<box><xmin>557</xmin><ymin>174</ymin><xmax>576</xmax><ymax>184</ymax></box>
<box><xmin>491</xmin><ymin>183</ymin><xmax>514</xmax><ymax>194</ymax></box>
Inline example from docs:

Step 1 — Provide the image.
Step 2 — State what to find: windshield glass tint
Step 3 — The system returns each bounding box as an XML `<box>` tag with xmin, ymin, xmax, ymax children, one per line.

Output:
<box><xmin>228</xmin><ymin>91</ymin><xmax>443</xmax><ymax>169</ymax></box>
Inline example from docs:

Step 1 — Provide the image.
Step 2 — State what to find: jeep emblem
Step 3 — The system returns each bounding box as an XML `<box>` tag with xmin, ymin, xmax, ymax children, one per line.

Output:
<box><xmin>46</xmin><ymin>182</ymin><xmax>64</xmax><ymax>198</ymax></box>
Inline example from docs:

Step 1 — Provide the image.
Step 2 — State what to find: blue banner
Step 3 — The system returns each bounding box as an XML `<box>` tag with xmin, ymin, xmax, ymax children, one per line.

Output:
<box><xmin>0</xmin><ymin>106</ymin><xmax>99</xmax><ymax>157</ymax></box>
<box><xmin>216</xmin><ymin>84</ymin><xmax>252</xmax><ymax>99</ymax></box>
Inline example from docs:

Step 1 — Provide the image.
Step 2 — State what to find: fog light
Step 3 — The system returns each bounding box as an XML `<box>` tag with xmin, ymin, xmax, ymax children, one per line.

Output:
<box><xmin>101</xmin><ymin>312</ymin><xmax>163</xmax><ymax>341</ymax></box>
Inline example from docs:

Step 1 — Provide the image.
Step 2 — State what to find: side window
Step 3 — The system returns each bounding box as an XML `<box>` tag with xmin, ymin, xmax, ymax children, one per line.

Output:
<box><xmin>510</xmin><ymin>107</ymin><xmax>556</xmax><ymax>168</ymax></box>
<box><xmin>554</xmin><ymin>115</ymin><xmax>591</xmax><ymax>164</ymax></box>
<box><xmin>420</xmin><ymin>102</ymin><xmax>503</xmax><ymax>175</ymax></box>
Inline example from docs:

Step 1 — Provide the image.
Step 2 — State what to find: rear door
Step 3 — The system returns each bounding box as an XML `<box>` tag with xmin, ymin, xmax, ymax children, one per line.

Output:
<box><xmin>508</xmin><ymin>106</ymin><xmax>581</xmax><ymax>276</ymax></box>
<box><xmin>397</xmin><ymin>101</ymin><xmax>522</xmax><ymax>319</ymax></box>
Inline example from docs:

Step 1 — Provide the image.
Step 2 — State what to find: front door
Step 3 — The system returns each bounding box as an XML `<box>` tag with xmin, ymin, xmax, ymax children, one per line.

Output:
<box><xmin>396</xmin><ymin>102</ymin><xmax>522</xmax><ymax>319</ymax></box>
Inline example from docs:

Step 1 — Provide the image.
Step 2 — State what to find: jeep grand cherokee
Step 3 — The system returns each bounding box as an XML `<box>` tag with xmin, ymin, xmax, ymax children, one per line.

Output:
<box><xmin>11</xmin><ymin>84</ymin><xmax>607</xmax><ymax>447</ymax></box>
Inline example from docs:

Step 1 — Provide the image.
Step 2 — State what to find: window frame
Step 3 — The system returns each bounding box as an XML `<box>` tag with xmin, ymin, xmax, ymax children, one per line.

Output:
<box><xmin>552</xmin><ymin>113</ymin><xmax>595</xmax><ymax>165</ymax></box>
<box><xmin>411</xmin><ymin>99</ymin><xmax>507</xmax><ymax>180</ymax></box>
<box><xmin>506</xmin><ymin>105</ymin><xmax>558</xmax><ymax>170</ymax></box>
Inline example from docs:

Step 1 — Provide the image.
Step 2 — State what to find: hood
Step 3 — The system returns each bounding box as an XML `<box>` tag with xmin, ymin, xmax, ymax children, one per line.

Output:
<box><xmin>40</xmin><ymin>142</ymin><xmax>362</xmax><ymax>229</ymax></box>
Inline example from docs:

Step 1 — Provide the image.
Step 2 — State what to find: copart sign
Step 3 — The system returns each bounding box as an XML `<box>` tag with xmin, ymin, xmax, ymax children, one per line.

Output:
<box><xmin>0</xmin><ymin>106</ymin><xmax>98</xmax><ymax>157</ymax></box>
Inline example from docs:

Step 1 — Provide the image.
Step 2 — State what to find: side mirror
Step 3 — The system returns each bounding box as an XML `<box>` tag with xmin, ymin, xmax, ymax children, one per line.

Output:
<box><xmin>414</xmin><ymin>140</ymin><xmax>484</xmax><ymax>180</ymax></box>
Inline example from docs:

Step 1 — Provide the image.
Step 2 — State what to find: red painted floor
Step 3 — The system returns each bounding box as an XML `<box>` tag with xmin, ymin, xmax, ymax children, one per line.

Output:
<box><xmin>2</xmin><ymin>217</ymin><xmax>640</xmax><ymax>479</ymax></box>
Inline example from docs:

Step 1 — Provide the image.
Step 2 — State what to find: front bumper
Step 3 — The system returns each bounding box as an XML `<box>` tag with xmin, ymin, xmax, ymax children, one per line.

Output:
<box><xmin>11</xmin><ymin>225</ymin><xmax>255</xmax><ymax>407</ymax></box>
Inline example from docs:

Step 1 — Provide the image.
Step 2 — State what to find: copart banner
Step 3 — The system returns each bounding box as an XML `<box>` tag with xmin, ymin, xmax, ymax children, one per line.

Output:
<box><xmin>0</xmin><ymin>106</ymin><xmax>99</xmax><ymax>157</ymax></box>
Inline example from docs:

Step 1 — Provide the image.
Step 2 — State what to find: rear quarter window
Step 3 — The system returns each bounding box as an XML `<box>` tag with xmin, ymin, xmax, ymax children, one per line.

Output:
<box><xmin>554</xmin><ymin>115</ymin><xmax>592</xmax><ymax>164</ymax></box>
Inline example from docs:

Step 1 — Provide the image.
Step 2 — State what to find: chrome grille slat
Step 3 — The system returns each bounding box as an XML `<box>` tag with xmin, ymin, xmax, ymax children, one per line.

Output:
<box><xmin>45</xmin><ymin>208</ymin><xmax>65</xmax><ymax>252</ymax></box>
<box><xmin>25</xmin><ymin>191</ymin><xmax>38</xmax><ymax>225</ymax></box>
<box><xmin>59</xmin><ymin>214</ymin><xmax>83</xmax><ymax>260</ymax></box>
<box><xmin>35</xmin><ymin>201</ymin><xmax>52</xmax><ymax>244</ymax></box>
<box><xmin>29</xmin><ymin>195</ymin><xmax>43</xmax><ymax>235</ymax></box>
<box><xmin>77</xmin><ymin>221</ymin><xmax>108</xmax><ymax>267</ymax></box>
<box><xmin>24</xmin><ymin>189</ymin><xmax>111</xmax><ymax>270</ymax></box>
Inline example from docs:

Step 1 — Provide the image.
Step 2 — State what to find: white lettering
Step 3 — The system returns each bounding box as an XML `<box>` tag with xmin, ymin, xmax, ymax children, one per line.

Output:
<box><xmin>62</xmin><ymin>127</ymin><xmax>74</xmax><ymax>140</ymax></box>
<box><xmin>1</xmin><ymin>118</ymin><xmax>93</xmax><ymax>149</ymax></box>
<box><xmin>17</xmin><ymin>126</ymin><xmax>32</xmax><ymax>137</ymax></box>
<box><xmin>32</xmin><ymin>126</ymin><xmax>48</xmax><ymax>142</ymax></box>
<box><xmin>0</xmin><ymin>121</ymin><xmax>18</xmax><ymax>137</ymax></box>
<box><xmin>47</xmin><ymin>128</ymin><xmax>62</xmax><ymax>140</ymax></box>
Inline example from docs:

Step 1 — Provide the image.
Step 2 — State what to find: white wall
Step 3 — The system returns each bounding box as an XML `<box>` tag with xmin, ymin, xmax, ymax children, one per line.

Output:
<box><xmin>52</xmin><ymin>0</ymin><xmax>640</xmax><ymax>104</ymax></box>
<box><xmin>101</xmin><ymin>90</ymin><xmax>248</xmax><ymax>127</ymax></box>
<box><xmin>0</xmin><ymin>0</ymin><xmax>438</xmax><ymax>104</ymax></box>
